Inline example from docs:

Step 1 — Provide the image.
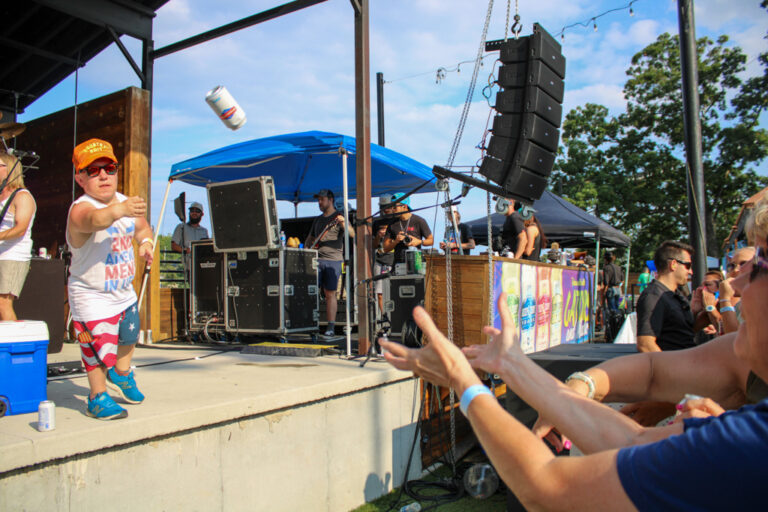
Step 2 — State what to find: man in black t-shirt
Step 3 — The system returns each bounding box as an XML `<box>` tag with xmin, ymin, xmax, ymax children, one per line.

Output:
<box><xmin>382</xmin><ymin>193</ymin><xmax>433</xmax><ymax>265</ymax></box>
<box><xmin>601</xmin><ymin>252</ymin><xmax>624</xmax><ymax>312</ymax></box>
<box><xmin>305</xmin><ymin>189</ymin><xmax>353</xmax><ymax>337</ymax></box>
<box><xmin>500</xmin><ymin>199</ymin><xmax>527</xmax><ymax>259</ymax></box>
<box><xmin>440</xmin><ymin>209</ymin><xmax>475</xmax><ymax>254</ymax></box>
<box><xmin>373</xmin><ymin>194</ymin><xmax>397</xmax><ymax>313</ymax></box>
<box><xmin>636</xmin><ymin>240</ymin><xmax>710</xmax><ymax>352</ymax></box>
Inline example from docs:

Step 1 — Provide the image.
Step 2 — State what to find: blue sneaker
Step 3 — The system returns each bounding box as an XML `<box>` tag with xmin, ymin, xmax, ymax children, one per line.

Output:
<box><xmin>87</xmin><ymin>392</ymin><xmax>128</xmax><ymax>420</ymax></box>
<box><xmin>107</xmin><ymin>368</ymin><xmax>145</xmax><ymax>404</ymax></box>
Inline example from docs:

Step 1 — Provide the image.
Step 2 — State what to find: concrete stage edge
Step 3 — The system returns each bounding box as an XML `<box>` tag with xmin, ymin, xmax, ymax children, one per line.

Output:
<box><xmin>0</xmin><ymin>344</ymin><xmax>422</xmax><ymax>511</ymax></box>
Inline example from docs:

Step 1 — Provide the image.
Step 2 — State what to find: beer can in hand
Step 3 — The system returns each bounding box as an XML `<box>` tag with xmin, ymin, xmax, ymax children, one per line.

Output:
<box><xmin>37</xmin><ymin>400</ymin><xmax>55</xmax><ymax>432</ymax></box>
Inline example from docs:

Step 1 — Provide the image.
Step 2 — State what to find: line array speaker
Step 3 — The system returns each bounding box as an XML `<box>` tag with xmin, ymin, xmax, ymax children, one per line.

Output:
<box><xmin>480</xmin><ymin>24</ymin><xmax>565</xmax><ymax>205</ymax></box>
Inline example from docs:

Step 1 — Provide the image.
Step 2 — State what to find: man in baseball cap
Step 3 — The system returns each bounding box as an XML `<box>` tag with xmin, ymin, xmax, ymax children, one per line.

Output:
<box><xmin>172</xmin><ymin>201</ymin><xmax>209</xmax><ymax>267</ymax></box>
<box><xmin>68</xmin><ymin>138</ymin><xmax>154</xmax><ymax>420</ymax></box>
<box><xmin>306</xmin><ymin>187</ymin><xmax>352</xmax><ymax>337</ymax></box>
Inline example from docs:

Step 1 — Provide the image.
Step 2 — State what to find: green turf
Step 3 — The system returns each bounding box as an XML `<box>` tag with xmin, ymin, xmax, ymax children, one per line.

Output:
<box><xmin>349</xmin><ymin>464</ymin><xmax>508</xmax><ymax>512</ymax></box>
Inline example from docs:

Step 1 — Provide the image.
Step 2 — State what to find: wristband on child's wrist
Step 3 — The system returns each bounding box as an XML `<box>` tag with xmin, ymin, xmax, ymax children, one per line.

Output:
<box><xmin>459</xmin><ymin>384</ymin><xmax>494</xmax><ymax>416</ymax></box>
<box><xmin>140</xmin><ymin>237</ymin><xmax>154</xmax><ymax>247</ymax></box>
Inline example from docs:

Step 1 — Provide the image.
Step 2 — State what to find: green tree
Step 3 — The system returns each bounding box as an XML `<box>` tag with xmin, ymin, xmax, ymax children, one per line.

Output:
<box><xmin>553</xmin><ymin>29</ymin><xmax>768</xmax><ymax>267</ymax></box>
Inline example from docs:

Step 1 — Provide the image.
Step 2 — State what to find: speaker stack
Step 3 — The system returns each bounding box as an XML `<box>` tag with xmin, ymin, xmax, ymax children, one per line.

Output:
<box><xmin>480</xmin><ymin>24</ymin><xmax>566</xmax><ymax>204</ymax></box>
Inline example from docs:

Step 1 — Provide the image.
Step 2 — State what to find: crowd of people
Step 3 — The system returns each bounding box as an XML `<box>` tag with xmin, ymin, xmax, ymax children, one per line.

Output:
<box><xmin>381</xmin><ymin>196</ymin><xmax>768</xmax><ymax>509</ymax></box>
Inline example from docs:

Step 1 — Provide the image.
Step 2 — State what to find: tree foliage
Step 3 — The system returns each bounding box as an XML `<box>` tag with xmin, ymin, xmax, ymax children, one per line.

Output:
<box><xmin>552</xmin><ymin>28</ymin><xmax>768</xmax><ymax>267</ymax></box>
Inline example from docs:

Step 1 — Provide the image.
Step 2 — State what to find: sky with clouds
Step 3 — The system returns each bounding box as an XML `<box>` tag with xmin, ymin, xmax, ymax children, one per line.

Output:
<box><xmin>18</xmin><ymin>0</ymin><xmax>768</xmax><ymax>246</ymax></box>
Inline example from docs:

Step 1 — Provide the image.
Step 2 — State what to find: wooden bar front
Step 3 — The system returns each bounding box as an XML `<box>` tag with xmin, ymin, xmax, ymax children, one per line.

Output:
<box><xmin>424</xmin><ymin>254</ymin><xmax>493</xmax><ymax>347</ymax></box>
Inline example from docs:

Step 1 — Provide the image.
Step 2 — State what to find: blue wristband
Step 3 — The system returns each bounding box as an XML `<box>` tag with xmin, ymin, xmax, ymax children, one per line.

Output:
<box><xmin>459</xmin><ymin>384</ymin><xmax>494</xmax><ymax>416</ymax></box>
<box><xmin>720</xmin><ymin>306</ymin><xmax>735</xmax><ymax>313</ymax></box>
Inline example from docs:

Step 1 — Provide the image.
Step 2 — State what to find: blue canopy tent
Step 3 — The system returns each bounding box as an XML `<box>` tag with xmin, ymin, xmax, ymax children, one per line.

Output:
<box><xmin>151</xmin><ymin>131</ymin><xmax>435</xmax><ymax>355</ymax></box>
<box><xmin>167</xmin><ymin>130</ymin><xmax>434</xmax><ymax>204</ymax></box>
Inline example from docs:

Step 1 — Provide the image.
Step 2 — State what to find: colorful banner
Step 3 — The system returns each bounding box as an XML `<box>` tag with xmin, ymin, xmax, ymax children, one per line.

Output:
<box><xmin>493</xmin><ymin>262</ymin><xmax>593</xmax><ymax>353</ymax></box>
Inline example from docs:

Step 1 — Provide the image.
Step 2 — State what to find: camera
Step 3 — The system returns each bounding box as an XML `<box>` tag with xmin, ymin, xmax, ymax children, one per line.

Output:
<box><xmin>403</xmin><ymin>235</ymin><xmax>413</xmax><ymax>245</ymax></box>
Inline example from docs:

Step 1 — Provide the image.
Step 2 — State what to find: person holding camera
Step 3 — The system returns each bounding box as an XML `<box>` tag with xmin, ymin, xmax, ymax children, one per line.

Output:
<box><xmin>382</xmin><ymin>193</ymin><xmax>433</xmax><ymax>265</ymax></box>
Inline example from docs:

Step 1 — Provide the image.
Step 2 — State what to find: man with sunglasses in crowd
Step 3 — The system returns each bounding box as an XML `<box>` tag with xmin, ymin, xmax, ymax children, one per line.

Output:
<box><xmin>171</xmin><ymin>201</ymin><xmax>209</xmax><ymax>277</ymax></box>
<box><xmin>67</xmin><ymin>139</ymin><xmax>154</xmax><ymax>420</ymax></box>
<box><xmin>635</xmin><ymin>240</ymin><xmax>712</xmax><ymax>352</ymax></box>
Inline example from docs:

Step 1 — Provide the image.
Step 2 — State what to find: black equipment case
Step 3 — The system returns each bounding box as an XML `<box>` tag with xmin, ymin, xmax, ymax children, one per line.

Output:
<box><xmin>383</xmin><ymin>274</ymin><xmax>425</xmax><ymax>339</ymax></box>
<box><xmin>207</xmin><ymin>176</ymin><xmax>280</xmax><ymax>252</ymax></box>
<box><xmin>190</xmin><ymin>240</ymin><xmax>225</xmax><ymax>330</ymax></box>
<box><xmin>224</xmin><ymin>247</ymin><xmax>319</xmax><ymax>335</ymax></box>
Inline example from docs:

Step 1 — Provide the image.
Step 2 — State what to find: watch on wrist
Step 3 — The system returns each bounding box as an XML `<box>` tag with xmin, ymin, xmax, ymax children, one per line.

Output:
<box><xmin>705</xmin><ymin>305</ymin><xmax>716</xmax><ymax>313</ymax></box>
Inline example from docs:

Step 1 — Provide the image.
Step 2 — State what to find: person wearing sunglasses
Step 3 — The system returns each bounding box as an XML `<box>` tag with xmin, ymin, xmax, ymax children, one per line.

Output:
<box><xmin>634</xmin><ymin>240</ymin><xmax>710</xmax><ymax>353</ymax></box>
<box><xmin>378</xmin><ymin>203</ymin><xmax>768</xmax><ymax>510</ymax></box>
<box><xmin>0</xmin><ymin>152</ymin><xmax>36</xmax><ymax>321</ymax></box>
<box><xmin>67</xmin><ymin>139</ymin><xmax>154</xmax><ymax>420</ymax></box>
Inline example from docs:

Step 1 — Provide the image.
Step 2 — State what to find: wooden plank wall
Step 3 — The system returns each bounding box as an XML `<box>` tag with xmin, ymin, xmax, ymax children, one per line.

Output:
<box><xmin>15</xmin><ymin>87</ymin><xmax>160</xmax><ymax>335</ymax></box>
<box><xmin>424</xmin><ymin>255</ymin><xmax>491</xmax><ymax>348</ymax></box>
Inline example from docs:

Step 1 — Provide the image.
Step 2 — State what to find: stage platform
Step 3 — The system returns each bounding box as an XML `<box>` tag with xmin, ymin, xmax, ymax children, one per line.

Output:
<box><xmin>0</xmin><ymin>342</ymin><xmax>422</xmax><ymax>511</ymax></box>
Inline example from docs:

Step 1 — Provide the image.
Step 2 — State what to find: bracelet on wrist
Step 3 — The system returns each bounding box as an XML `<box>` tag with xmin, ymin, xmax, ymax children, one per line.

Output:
<box><xmin>565</xmin><ymin>371</ymin><xmax>596</xmax><ymax>399</ymax></box>
<box><xmin>719</xmin><ymin>299</ymin><xmax>732</xmax><ymax>304</ymax></box>
<box><xmin>720</xmin><ymin>306</ymin><xmax>736</xmax><ymax>313</ymax></box>
<box><xmin>139</xmin><ymin>237</ymin><xmax>154</xmax><ymax>247</ymax></box>
<box><xmin>459</xmin><ymin>384</ymin><xmax>494</xmax><ymax>416</ymax></box>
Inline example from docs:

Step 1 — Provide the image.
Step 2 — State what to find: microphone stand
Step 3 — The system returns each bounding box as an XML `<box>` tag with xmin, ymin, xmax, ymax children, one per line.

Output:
<box><xmin>355</xmin><ymin>272</ymin><xmax>392</xmax><ymax>368</ymax></box>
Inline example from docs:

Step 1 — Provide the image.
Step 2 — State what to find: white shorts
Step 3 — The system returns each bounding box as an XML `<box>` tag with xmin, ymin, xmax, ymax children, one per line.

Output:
<box><xmin>373</xmin><ymin>261</ymin><xmax>392</xmax><ymax>294</ymax></box>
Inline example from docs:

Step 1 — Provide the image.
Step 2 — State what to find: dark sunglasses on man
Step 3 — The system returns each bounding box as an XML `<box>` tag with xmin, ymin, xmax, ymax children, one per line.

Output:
<box><xmin>79</xmin><ymin>162</ymin><xmax>119</xmax><ymax>177</ymax></box>
<box><xmin>669</xmin><ymin>258</ymin><xmax>693</xmax><ymax>270</ymax></box>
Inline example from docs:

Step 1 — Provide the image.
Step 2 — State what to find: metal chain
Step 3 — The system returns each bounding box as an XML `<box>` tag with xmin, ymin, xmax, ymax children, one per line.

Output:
<box><xmin>504</xmin><ymin>0</ymin><xmax>511</xmax><ymax>40</ymax></box>
<box><xmin>487</xmin><ymin>179</ymin><xmax>494</xmax><ymax>328</ymax></box>
<box><xmin>444</xmin><ymin>0</ymin><xmax>495</xmax><ymax>471</ymax></box>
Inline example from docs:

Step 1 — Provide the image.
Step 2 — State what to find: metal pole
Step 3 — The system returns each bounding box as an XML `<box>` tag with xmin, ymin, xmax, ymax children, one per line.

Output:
<box><xmin>591</xmin><ymin>238</ymin><xmax>600</xmax><ymax>341</ymax></box>
<box><xmin>138</xmin><ymin>179</ymin><xmax>173</xmax><ymax>310</ymax></box>
<box><xmin>623</xmin><ymin>245</ymin><xmax>631</xmax><ymax>298</ymax></box>
<box><xmin>376</xmin><ymin>72</ymin><xmax>385</xmax><ymax>147</ymax></box>
<box><xmin>353</xmin><ymin>0</ymin><xmax>372</xmax><ymax>356</ymax></box>
<box><xmin>677</xmin><ymin>0</ymin><xmax>707</xmax><ymax>286</ymax></box>
<box><xmin>342</xmin><ymin>150</ymin><xmax>352</xmax><ymax>356</ymax></box>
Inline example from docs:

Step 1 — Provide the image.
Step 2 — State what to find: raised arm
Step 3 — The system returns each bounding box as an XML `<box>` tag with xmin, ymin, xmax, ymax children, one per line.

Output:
<box><xmin>567</xmin><ymin>332</ymin><xmax>747</xmax><ymax>408</ymax></box>
<box><xmin>380</xmin><ymin>300</ymin><xmax>638</xmax><ymax>510</ymax></box>
<box><xmin>68</xmin><ymin>196</ymin><xmax>146</xmax><ymax>248</ymax></box>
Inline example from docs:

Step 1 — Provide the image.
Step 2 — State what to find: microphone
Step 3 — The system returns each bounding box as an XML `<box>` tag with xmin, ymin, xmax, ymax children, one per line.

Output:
<box><xmin>361</xmin><ymin>272</ymin><xmax>392</xmax><ymax>284</ymax></box>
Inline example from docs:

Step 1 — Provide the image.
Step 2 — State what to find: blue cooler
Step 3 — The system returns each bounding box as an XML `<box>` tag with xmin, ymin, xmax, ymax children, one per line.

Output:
<box><xmin>0</xmin><ymin>321</ymin><xmax>49</xmax><ymax>416</ymax></box>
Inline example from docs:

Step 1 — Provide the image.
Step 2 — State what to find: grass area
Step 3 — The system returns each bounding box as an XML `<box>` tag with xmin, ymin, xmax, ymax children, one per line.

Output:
<box><xmin>350</xmin><ymin>463</ymin><xmax>508</xmax><ymax>512</ymax></box>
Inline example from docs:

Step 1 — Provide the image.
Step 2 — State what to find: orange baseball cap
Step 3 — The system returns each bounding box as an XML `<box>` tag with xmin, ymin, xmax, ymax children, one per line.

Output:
<box><xmin>72</xmin><ymin>139</ymin><xmax>117</xmax><ymax>170</ymax></box>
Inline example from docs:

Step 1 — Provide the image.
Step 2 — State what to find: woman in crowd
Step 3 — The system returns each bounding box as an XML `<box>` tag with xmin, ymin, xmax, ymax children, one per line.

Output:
<box><xmin>380</xmin><ymin>199</ymin><xmax>768</xmax><ymax>510</ymax></box>
<box><xmin>0</xmin><ymin>152</ymin><xmax>36</xmax><ymax>320</ymax></box>
<box><xmin>523</xmin><ymin>215</ymin><xmax>546</xmax><ymax>261</ymax></box>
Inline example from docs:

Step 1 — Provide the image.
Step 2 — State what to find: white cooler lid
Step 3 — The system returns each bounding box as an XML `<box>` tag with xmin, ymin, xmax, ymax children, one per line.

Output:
<box><xmin>0</xmin><ymin>320</ymin><xmax>50</xmax><ymax>343</ymax></box>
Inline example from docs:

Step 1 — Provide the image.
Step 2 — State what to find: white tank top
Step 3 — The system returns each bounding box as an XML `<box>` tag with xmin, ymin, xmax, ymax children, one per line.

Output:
<box><xmin>0</xmin><ymin>189</ymin><xmax>35</xmax><ymax>262</ymax></box>
<box><xmin>66</xmin><ymin>192</ymin><xmax>138</xmax><ymax>321</ymax></box>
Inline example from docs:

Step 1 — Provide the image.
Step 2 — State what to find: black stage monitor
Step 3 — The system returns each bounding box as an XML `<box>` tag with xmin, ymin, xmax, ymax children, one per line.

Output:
<box><xmin>207</xmin><ymin>176</ymin><xmax>279</xmax><ymax>252</ymax></box>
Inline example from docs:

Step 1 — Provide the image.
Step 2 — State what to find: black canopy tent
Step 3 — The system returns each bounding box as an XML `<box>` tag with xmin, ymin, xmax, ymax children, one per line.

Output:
<box><xmin>466</xmin><ymin>190</ymin><xmax>631</xmax><ymax>338</ymax></box>
<box><xmin>465</xmin><ymin>190</ymin><xmax>630</xmax><ymax>248</ymax></box>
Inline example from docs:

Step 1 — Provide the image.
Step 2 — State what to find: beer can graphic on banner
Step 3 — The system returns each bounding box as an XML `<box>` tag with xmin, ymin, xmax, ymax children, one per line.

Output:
<box><xmin>37</xmin><ymin>400</ymin><xmax>55</xmax><ymax>432</ymax></box>
<box><xmin>205</xmin><ymin>86</ymin><xmax>247</xmax><ymax>131</ymax></box>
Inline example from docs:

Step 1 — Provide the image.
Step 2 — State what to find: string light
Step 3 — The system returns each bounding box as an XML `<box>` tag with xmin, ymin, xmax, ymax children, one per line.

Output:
<box><xmin>555</xmin><ymin>0</ymin><xmax>641</xmax><ymax>40</ymax></box>
<box><xmin>386</xmin><ymin>0</ymin><xmax>642</xmax><ymax>85</ymax></box>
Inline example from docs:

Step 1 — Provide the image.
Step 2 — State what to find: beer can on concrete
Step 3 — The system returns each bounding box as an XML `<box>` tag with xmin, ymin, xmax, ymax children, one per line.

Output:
<box><xmin>205</xmin><ymin>86</ymin><xmax>247</xmax><ymax>131</ymax></box>
<box><xmin>37</xmin><ymin>400</ymin><xmax>55</xmax><ymax>432</ymax></box>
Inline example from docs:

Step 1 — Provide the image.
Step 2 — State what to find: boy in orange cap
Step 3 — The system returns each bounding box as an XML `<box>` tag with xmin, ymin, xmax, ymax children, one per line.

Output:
<box><xmin>67</xmin><ymin>138</ymin><xmax>154</xmax><ymax>420</ymax></box>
